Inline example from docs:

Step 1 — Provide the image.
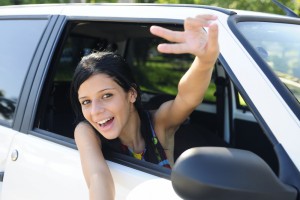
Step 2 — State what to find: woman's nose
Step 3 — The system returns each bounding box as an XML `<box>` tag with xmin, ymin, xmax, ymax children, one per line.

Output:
<box><xmin>90</xmin><ymin>100</ymin><xmax>105</xmax><ymax>116</ymax></box>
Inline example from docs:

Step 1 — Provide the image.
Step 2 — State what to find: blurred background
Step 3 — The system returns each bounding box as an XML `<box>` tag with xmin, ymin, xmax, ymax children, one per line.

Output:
<box><xmin>0</xmin><ymin>0</ymin><xmax>299</xmax><ymax>15</ymax></box>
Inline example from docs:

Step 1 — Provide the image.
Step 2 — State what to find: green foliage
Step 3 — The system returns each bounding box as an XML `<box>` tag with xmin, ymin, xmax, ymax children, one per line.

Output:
<box><xmin>0</xmin><ymin>0</ymin><xmax>13</xmax><ymax>5</ymax></box>
<box><xmin>154</xmin><ymin>0</ymin><xmax>298</xmax><ymax>15</ymax></box>
<box><xmin>85</xmin><ymin>0</ymin><xmax>118</xmax><ymax>2</ymax></box>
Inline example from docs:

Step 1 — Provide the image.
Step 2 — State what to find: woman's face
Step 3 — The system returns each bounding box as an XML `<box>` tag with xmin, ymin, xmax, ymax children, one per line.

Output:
<box><xmin>78</xmin><ymin>73</ymin><xmax>136</xmax><ymax>139</ymax></box>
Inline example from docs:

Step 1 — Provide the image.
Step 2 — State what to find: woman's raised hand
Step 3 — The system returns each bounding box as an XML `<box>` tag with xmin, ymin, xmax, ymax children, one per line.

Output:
<box><xmin>150</xmin><ymin>14</ymin><xmax>219</xmax><ymax>66</ymax></box>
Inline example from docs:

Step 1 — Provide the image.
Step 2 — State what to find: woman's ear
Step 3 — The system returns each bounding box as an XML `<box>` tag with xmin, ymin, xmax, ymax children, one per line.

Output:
<box><xmin>129</xmin><ymin>88</ymin><xmax>138</xmax><ymax>103</ymax></box>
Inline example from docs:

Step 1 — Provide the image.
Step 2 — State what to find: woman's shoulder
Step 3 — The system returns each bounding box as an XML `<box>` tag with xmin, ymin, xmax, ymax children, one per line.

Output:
<box><xmin>75</xmin><ymin>121</ymin><xmax>95</xmax><ymax>136</ymax></box>
<box><xmin>74</xmin><ymin>121</ymin><xmax>102</xmax><ymax>147</ymax></box>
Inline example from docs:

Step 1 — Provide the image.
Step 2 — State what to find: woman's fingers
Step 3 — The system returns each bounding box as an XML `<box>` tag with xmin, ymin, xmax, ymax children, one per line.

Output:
<box><xmin>150</xmin><ymin>14</ymin><xmax>219</xmax><ymax>56</ymax></box>
<box><xmin>156</xmin><ymin>43</ymin><xmax>188</xmax><ymax>54</ymax></box>
<box><xmin>206</xmin><ymin>23</ymin><xmax>219</xmax><ymax>55</ymax></box>
<box><xmin>150</xmin><ymin>25</ymin><xmax>188</xmax><ymax>54</ymax></box>
<box><xmin>150</xmin><ymin>26</ymin><xmax>185</xmax><ymax>43</ymax></box>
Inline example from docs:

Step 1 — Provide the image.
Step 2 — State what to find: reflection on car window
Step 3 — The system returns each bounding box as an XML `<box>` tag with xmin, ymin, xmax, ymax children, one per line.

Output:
<box><xmin>0</xmin><ymin>19</ymin><xmax>47</xmax><ymax>124</ymax></box>
<box><xmin>237</xmin><ymin>22</ymin><xmax>300</xmax><ymax>103</ymax></box>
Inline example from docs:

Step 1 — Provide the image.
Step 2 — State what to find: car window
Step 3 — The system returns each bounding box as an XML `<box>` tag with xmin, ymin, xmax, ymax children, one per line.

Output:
<box><xmin>237</xmin><ymin>22</ymin><xmax>300</xmax><ymax>103</ymax></box>
<box><xmin>34</xmin><ymin>21</ymin><xmax>224</xmax><ymax>166</ymax></box>
<box><xmin>35</xmin><ymin>21</ymin><xmax>218</xmax><ymax>137</ymax></box>
<box><xmin>0</xmin><ymin>19</ymin><xmax>48</xmax><ymax>125</ymax></box>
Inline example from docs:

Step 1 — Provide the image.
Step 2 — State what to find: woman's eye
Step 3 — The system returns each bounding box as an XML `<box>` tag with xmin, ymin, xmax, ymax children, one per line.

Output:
<box><xmin>103</xmin><ymin>93</ymin><xmax>113</xmax><ymax>99</ymax></box>
<box><xmin>81</xmin><ymin>100</ymin><xmax>90</xmax><ymax>105</ymax></box>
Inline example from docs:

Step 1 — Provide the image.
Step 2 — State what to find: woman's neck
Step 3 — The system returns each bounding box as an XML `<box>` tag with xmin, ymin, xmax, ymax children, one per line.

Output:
<box><xmin>118</xmin><ymin>109</ymin><xmax>145</xmax><ymax>153</ymax></box>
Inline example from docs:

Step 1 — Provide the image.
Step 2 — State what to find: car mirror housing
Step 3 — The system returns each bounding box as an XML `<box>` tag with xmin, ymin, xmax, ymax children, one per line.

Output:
<box><xmin>171</xmin><ymin>147</ymin><xmax>297</xmax><ymax>200</ymax></box>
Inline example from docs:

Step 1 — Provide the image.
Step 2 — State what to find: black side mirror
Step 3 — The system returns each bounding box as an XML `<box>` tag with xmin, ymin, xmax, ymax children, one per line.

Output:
<box><xmin>171</xmin><ymin>147</ymin><xmax>297</xmax><ymax>200</ymax></box>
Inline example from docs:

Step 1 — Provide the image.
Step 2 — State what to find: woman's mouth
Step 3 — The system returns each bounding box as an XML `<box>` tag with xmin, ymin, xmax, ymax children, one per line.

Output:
<box><xmin>97</xmin><ymin>117</ymin><xmax>114</xmax><ymax>127</ymax></box>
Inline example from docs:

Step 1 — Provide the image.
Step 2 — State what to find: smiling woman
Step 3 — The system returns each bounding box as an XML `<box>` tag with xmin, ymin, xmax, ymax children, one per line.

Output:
<box><xmin>69</xmin><ymin>14</ymin><xmax>219</xmax><ymax>199</ymax></box>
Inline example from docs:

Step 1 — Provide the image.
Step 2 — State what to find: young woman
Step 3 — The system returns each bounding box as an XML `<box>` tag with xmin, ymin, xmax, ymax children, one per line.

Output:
<box><xmin>70</xmin><ymin>14</ymin><xmax>219</xmax><ymax>200</ymax></box>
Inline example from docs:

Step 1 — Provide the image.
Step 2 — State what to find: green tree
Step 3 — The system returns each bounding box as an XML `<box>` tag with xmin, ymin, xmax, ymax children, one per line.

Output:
<box><xmin>0</xmin><ymin>0</ymin><xmax>13</xmax><ymax>5</ymax></box>
<box><xmin>154</xmin><ymin>0</ymin><xmax>298</xmax><ymax>15</ymax></box>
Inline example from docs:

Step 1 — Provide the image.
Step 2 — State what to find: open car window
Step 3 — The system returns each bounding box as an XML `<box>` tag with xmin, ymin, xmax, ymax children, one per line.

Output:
<box><xmin>34</xmin><ymin>21</ymin><xmax>222</xmax><ymax>164</ymax></box>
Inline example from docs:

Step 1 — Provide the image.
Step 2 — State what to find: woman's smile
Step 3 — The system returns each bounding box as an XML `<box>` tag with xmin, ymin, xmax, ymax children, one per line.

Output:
<box><xmin>97</xmin><ymin>117</ymin><xmax>115</xmax><ymax>132</ymax></box>
<box><xmin>98</xmin><ymin>117</ymin><xmax>114</xmax><ymax>127</ymax></box>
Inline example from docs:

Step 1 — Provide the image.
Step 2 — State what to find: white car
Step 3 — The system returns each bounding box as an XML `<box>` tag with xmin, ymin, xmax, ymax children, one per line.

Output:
<box><xmin>0</xmin><ymin>2</ymin><xmax>299</xmax><ymax>200</ymax></box>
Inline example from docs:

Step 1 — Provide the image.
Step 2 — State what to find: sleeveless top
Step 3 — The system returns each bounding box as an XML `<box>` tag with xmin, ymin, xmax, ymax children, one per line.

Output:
<box><xmin>101</xmin><ymin>111</ymin><xmax>171</xmax><ymax>169</ymax></box>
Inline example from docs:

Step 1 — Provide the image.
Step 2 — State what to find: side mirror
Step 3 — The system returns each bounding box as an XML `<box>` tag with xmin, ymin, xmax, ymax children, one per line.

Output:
<box><xmin>171</xmin><ymin>147</ymin><xmax>297</xmax><ymax>200</ymax></box>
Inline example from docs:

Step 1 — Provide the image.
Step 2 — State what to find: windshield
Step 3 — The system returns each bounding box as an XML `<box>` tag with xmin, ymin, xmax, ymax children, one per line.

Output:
<box><xmin>237</xmin><ymin>22</ymin><xmax>300</xmax><ymax>103</ymax></box>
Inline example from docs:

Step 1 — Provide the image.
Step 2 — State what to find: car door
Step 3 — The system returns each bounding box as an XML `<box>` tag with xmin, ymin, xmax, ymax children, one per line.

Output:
<box><xmin>0</xmin><ymin>15</ymin><xmax>53</xmax><ymax>199</ymax></box>
<box><xmin>0</xmin><ymin>12</ymin><xmax>92</xmax><ymax>200</ymax></box>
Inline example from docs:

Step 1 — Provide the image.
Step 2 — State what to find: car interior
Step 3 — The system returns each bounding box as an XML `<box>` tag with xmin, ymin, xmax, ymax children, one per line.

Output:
<box><xmin>34</xmin><ymin>20</ymin><xmax>279</xmax><ymax>175</ymax></box>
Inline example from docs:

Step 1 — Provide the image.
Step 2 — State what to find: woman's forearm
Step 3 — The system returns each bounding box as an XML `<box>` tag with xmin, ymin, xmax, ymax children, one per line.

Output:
<box><xmin>177</xmin><ymin>57</ymin><xmax>214</xmax><ymax>108</ymax></box>
<box><xmin>89</xmin><ymin>172</ymin><xmax>115</xmax><ymax>200</ymax></box>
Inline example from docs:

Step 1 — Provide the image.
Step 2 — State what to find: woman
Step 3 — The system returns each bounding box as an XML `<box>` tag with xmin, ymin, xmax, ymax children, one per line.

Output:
<box><xmin>70</xmin><ymin>14</ymin><xmax>219</xmax><ymax>200</ymax></box>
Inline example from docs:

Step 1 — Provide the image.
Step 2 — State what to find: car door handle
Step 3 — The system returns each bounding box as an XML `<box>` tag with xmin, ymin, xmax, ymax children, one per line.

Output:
<box><xmin>11</xmin><ymin>149</ymin><xmax>18</xmax><ymax>161</ymax></box>
<box><xmin>0</xmin><ymin>171</ymin><xmax>4</xmax><ymax>182</ymax></box>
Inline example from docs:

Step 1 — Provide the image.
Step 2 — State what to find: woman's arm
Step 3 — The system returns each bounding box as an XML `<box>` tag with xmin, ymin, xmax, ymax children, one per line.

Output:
<box><xmin>75</xmin><ymin>122</ymin><xmax>115</xmax><ymax>200</ymax></box>
<box><xmin>150</xmin><ymin>14</ymin><xmax>219</xmax><ymax>132</ymax></box>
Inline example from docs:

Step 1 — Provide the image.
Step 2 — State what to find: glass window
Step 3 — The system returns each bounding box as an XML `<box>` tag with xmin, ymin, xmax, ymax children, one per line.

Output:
<box><xmin>237</xmin><ymin>22</ymin><xmax>300</xmax><ymax>103</ymax></box>
<box><xmin>0</xmin><ymin>19</ymin><xmax>48</xmax><ymax>124</ymax></box>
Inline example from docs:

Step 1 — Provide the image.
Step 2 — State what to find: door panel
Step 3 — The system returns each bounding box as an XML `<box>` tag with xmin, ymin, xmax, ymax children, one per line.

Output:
<box><xmin>1</xmin><ymin>133</ymin><xmax>168</xmax><ymax>199</ymax></box>
<box><xmin>1</xmin><ymin>134</ymin><xmax>88</xmax><ymax>200</ymax></box>
<box><xmin>0</xmin><ymin>127</ymin><xmax>17</xmax><ymax>200</ymax></box>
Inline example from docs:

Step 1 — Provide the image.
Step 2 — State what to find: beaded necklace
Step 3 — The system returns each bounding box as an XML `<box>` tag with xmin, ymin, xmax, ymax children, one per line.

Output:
<box><xmin>121</xmin><ymin>144</ymin><xmax>146</xmax><ymax>160</ymax></box>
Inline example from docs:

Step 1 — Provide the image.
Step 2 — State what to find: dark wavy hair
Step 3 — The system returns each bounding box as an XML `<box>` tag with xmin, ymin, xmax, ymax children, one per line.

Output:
<box><xmin>70</xmin><ymin>51</ymin><xmax>142</xmax><ymax>123</ymax></box>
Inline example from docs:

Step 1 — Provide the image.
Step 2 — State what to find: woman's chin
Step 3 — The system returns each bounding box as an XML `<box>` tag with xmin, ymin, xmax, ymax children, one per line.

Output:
<box><xmin>102</xmin><ymin>132</ymin><xmax>119</xmax><ymax>140</ymax></box>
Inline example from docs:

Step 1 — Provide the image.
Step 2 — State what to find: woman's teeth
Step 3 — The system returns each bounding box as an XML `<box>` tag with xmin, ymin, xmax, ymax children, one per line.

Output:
<box><xmin>98</xmin><ymin>117</ymin><xmax>113</xmax><ymax>126</ymax></box>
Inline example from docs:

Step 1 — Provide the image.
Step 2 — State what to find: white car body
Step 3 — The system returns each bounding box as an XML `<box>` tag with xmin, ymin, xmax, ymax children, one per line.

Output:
<box><xmin>0</xmin><ymin>3</ymin><xmax>299</xmax><ymax>200</ymax></box>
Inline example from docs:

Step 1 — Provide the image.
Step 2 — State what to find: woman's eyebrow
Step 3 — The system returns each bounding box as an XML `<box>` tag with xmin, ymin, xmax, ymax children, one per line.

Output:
<box><xmin>78</xmin><ymin>87</ymin><xmax>116</xmax><ymax>100</ymax></box>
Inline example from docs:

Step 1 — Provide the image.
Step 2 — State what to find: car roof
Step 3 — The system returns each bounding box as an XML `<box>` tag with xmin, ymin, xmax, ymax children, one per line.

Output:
<box><xmin>0</xmin><ymin>3</ymin><xmax>293</xmax><ymax>20</ymax></box>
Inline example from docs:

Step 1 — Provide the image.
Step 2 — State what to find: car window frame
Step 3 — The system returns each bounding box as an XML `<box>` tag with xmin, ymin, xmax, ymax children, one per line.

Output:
<box><xmin>17</xmin><ymin>15</ymin><xmax>66</xmax><ymax>134</ymax></box>
<box><xmin>228</xmin><ymin>15</ymin><xmax>300</xmax><ymax>121</ymax></box>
